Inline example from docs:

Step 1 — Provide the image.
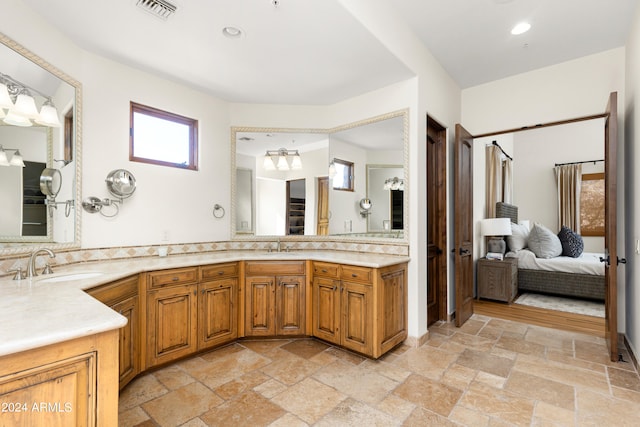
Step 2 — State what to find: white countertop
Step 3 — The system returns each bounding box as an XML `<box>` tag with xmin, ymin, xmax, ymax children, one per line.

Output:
<box><xmin>0</xmin><ymin>250</ymin><xmax>409</xmax><ymax>357</ymax></box>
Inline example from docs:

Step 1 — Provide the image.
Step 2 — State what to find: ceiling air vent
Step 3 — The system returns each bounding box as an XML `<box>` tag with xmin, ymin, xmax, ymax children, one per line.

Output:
<box><xmin>136</xmin><ymin>0</ymin><xmax>177</xmax><ymax>20</ymax></box>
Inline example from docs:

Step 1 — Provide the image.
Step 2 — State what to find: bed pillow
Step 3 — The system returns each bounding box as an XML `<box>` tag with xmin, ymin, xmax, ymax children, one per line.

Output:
<box><xmin>528</xmin><ymin>223</ymin><xmax>563</xmax><ymax>258</ymax></box>
<box><xmin>557</xmin><ymin>225</ymin><xmax>584</xmax><ymax>258</ymax></box>
<box><xmin>506</xmin><ymin>223</ymin><xmax>529</xmax><ymax>251</ymax></box>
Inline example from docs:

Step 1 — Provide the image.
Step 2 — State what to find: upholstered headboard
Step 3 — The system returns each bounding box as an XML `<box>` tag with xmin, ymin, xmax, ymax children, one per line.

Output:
<box><xmin>496</xmin><ymin>202</ymin><xmax>518</xmax><ymax>224</ymax></box>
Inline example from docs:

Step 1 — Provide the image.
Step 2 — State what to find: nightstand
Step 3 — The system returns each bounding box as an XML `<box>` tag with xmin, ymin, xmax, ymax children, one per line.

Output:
<box><xmin>477</xmin><ymin>257</ymin><xmax>518</xmax><ymax>303</ymax></box>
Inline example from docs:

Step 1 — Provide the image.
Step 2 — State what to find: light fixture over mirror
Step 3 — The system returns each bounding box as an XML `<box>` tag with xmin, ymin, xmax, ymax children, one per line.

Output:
<box><xmin>0</xmin><ymin>32</ymin><xmax>81</xmax><ymax>254</ymax></box>
<box><xmin>263</xmin><ymin>147</ymin><xmax>303</xmax><ymax>171</ymax></box>
<box><xmin>231</xmin><ymin>109</ymin><xmax>408</xmax><ymax>242</ymax></box>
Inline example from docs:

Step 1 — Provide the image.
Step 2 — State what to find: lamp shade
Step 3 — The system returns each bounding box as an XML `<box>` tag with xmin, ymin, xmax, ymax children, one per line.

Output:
<box><xmin>0</xmin><ymin>83</ymin><xmax>13</xmax><ymax>109</ymax></box>
<box><xmin>12</xmin><ymin>90</ymin><xmax>39</xmax><ymax>119</ymax></box>
<box><xmin>35</xmin><ymin>101</ymin><xmax>61</xmax><ymax>127</ymax></box>
<box><xmin>481</xmin><ymin>218</ymin><xmax>512</xmax><ymax>236</ymax></box>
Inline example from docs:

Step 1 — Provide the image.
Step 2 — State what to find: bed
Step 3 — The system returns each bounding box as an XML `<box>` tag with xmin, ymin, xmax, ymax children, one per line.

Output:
<box><xmin>496</xmin><ymin>202</ymin><xmax>605</xmax><ymax>301</ymax></box>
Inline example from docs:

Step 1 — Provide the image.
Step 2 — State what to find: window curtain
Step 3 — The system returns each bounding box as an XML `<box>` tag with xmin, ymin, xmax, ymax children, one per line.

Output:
<box><xmin>486</xmin><ymin>145</ymin><xmax>502</xmax><ymax>217</ymax></box>
<box><xmin>502</xmin><ymin>158</ymin><xmax>513</xmax><ymax>204</ymax></box>
<box><xmin>554</xmin><ymin>164</ymin><xmax>582</xmax><ymax>232</ymax></box>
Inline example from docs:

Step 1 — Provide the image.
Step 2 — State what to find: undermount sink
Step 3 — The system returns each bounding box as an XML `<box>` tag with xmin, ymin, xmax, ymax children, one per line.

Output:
<box><xmin>38</xmin><ymin>272</ymin><xmax>104</xmax><ymax>283</ymax></box>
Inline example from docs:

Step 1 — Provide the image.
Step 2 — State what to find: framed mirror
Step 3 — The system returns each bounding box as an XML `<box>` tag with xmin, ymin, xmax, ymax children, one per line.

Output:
<box><xmin>231</xmin><ymin>109</ymin><xmax>408</xmax><ymax>242</ymax></box>
<box><xmin>0</xmin><ymin>32</ymin><xmax>82</xmax><ymax>255</ymax></box>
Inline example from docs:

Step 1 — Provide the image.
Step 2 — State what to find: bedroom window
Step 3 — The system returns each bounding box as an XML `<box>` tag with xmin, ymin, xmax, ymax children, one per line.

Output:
<box><xmin>330</xmin><ymin>158</ymin><xmax>354</xmax><ymax>191</ymax></box>
<box><xmin>580</xmin><ymin>173</ymin><xmax>604</xmax><ymax>236</ymax></box>
<box><xmin>130</xmin><ymin>102</ymin><xmax>198</xmax><ymax>170</ymax></box>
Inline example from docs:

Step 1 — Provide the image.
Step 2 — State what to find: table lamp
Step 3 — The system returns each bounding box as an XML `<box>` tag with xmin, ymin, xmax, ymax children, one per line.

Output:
<box><xmin>481</xmin><ymin>218</ymin><xmax>512</xmax><ymax>255</ymax></box>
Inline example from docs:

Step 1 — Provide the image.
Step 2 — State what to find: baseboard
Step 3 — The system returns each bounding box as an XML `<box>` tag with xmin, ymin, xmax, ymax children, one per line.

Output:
<box><xmin>623</xmin><ymin>334</ymin><xmax>638</xmax><ymax>371</ymax></box>
<box><xmin>404</xmin><ymin>331</ymin><xmax>429</xmax><ymax>348</ymax></box>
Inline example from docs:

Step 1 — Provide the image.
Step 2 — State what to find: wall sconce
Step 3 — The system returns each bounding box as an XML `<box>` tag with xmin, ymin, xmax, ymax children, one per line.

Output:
<box><xmin>383</xmin><ymin>177</ymin><xmax>404</xmax><ymax>191</ymax></box>
<box><xmin>0</xmin><ymin>145</ymin><xmax>25</xmax><ymax>167</ymax></box>
<box><xmin>263</xmin><ymin>148</ymin><xmax>302</xmax><ymax>171</ymax></box>
<box><xmin>0</xmin><ymin>73</ymin><xmax>61</xmax><ymax>128</ymax></box>
<box><xmin>359</xmin><ymin>198</ymin><xmax>372</xmax><ymax>217</ymax></box>
<box><xmin>82</xmin><ymin>169</ymin><xmax>137</xmax><ymax>217</ymax></box>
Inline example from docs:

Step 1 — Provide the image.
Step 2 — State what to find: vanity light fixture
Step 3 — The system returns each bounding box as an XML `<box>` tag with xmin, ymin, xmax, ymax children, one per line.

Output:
<box><xmin>0</xmin><ymin>146</ymin><xmax>25</xmax><ymax>167</ymax></box>
<box><xmin>0</xmin><ymin>73</ymin><xmax>61</xmax><ymax>128</ymax></box>
<box><xmin>263</xmin><ymin>148</ymin><xmax>302</xmax><ymax>171</ymax></box>
<box><xmin>383</xmin><ymin>177</ymin><xmax>404</xmax><ymax>191</ymax></box>
<box><xmin>511</xmin><ymin>22</ymin><xmax>531</xmax><ymax>35</ymax></box>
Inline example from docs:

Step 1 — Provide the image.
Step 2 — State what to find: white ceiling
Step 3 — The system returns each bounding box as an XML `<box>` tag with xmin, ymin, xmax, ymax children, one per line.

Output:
<box><xmin>22</xmin><ymin>0</ymin><xmax>639</xmax><ymax>104</ymax></box>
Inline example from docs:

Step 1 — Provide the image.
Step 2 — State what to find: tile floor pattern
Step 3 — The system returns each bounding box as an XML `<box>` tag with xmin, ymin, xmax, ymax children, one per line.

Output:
<box><xmin>119</xmin><ymin>315</ymin><xmax>640</xmax><ymax>426</ymax></box>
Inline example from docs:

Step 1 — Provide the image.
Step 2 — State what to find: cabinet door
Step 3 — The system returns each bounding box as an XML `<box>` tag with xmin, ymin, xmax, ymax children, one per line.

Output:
<box><xmin>245</xmin><ymin>276</ymin><xmax>276</xmax><ymax>336</ymax></box>
<box><xmin>199</xmin><ymin>278</ymin><xmax>238</xmax><ymax>349</ymax></box>
<box><xmin>312</xmin><ymin>276</ymin><xmax>341</xmax><ymax>345</ymax></box>
<box><xmin>379</xmin><ymin>268</ymin><xmax>407</xmax><ymax>355</ymax></box>
<box><xmin>341</xmin><ymin>281</ymin><xmax>373</xmax><ymax>355</ymax></box>
<box><xmin>147</xmin><ymin>284</ymin><xmax>198</xmax><ymax>366</ymax></box>
<box><xmin>112</xmin><ymin>295</ymin><xmax>139</xmax><ymax>389</ymax></box>
<box><xmin>0</xmin><ymin>353</ymin><xmax>96</xmax><ymax>426</ymax></box>
<box><xmin>276</xmin><ymin>275</ymin><xmax>305</xmax><ymax>335</ymax></box>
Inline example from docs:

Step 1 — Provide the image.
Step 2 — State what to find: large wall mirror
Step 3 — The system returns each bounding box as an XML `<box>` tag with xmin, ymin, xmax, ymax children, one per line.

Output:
<box><xmin>0</xmin><ymin>33</ymin><xmax>81</xmax><ymax>255</ymax></box>
<box><xmin>231</xmin><ymin>109</ymin><xmax>408</xmax><ymax>242</ymax></box>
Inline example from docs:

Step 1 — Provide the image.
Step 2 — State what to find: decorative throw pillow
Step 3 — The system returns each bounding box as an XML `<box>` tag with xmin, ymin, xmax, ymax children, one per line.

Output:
<box><xmin>506</xmin><ymin>222</ymin><xmax>529</xmax><ymax>251</ymax></box>
<box><xmin>557</xmin><ymin>225</ymin><xmax>584</xmax><ymax>258</ymax></box>
<box><xmin>528</xmin><ymin>223</ymin><xmax>563</xmax><ymax>258</ymax></box>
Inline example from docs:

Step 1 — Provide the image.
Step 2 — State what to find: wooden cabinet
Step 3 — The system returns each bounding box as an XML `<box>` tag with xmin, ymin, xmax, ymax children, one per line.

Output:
<box><xmin>87</xmin><ymin>275</ymin><xmax>140</xmax><ymax>390</ymax></box>
<box><xmin>146</xmin><ymin>264</ymin><xmax>239</xmax><ymax>367</ymax></box>
<box><xmin>0</xmin><ymin>330</ymin><xmax>119</xmax><ymax>426</ymax></box>
<box><xmin>199</xmin><ymin>263</ymin><xmax>238</xmax><ymax>349</ymax></box>
<box><xmin>312</xmin><ymin>261</ymin><xmax>407</xmax><ymax>358</ymax></box>
<box><xmin>477</xmin><ymin>258</ymin><xmax>518</xmax><ymax>303</ymax></box>
<box><xmin>244</xmin><ymin>261</ymin><xmax>306</xmax><ymax>336</ymax></box>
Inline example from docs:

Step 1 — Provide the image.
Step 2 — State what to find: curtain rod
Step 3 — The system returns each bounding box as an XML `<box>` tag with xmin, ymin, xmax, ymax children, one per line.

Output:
<box><xmin>554</xmin><ymin>159</ymin><xmax>604</xmax><ymax>167</ymax></box>
<box><xmin>492</xmin><ymin>141</ymin><xmax>513</xmax><ymax>161</ymax></box>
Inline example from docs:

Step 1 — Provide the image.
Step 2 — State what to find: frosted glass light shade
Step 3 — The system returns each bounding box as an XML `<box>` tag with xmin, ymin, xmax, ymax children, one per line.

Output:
<box><xmin>263</xmin><ymin>155</ymin><xmax>276</xmax><ymax>170</ymax></box>
<box><xmin>8</xmin><ymin>150</ymin><xmax>25</xmax><ymax>167</ymax></box>
<box><xmin>0</xmin><ymin>149</ymin><xmax>10</xmax><ymax>166</ymax></box>
<box><xmin>290</xmin><ymin>155</ymin><xmax>302</xmax><ymax>169</ymax></box>
<box><xmin>0</xmin><ymin>83</ymin><xmax>13</xmax><ymax>109</ymax></box>
<box><xmin>12</xmin><ymin>91</ymin><xmax>39</xmax><ymax>118</ymax></box>
<box><xmin>276</xmin><ymin>155</ymin><xmax>289</xmax><ymax>170</ymax></box>
<box><xmin>35</xmin><ymin>103</ymin><xmax>61</xmax><ymax>127</ymax></box>
<box><xmin>3</xmin><ymin>110</ymin><xmax>32</xmax><ymax>127</ymax></box>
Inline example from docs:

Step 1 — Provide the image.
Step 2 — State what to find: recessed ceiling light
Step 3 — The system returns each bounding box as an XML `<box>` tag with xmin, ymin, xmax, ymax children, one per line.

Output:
<box><xmin>511</xmin><ymin>22</ymin><xmax>531</xmax><ymax>35</ymax></box>
<box><xmin>222</xmin><ymin>26</ymin><xmax>245</xmax><ymax>39</ymax></box>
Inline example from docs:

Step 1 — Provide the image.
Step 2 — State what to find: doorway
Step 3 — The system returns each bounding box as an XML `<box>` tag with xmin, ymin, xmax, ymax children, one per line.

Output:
<box><xmin>286</xmin><ymin>179</ymin><xmax>306</xmax><ymax>235</ymax></box>
<box><xmin>426</xmin><ymin>116</ymin><xmax>448</xmax><ymax>326</ymax></box>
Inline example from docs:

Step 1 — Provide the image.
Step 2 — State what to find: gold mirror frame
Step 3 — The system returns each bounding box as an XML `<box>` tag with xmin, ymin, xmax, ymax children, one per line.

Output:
<box><xmin>0</xmin><ymin>32</ymin><xmax>82</xmax><ymax>256</ymax></box>
<box><xmin>231</xmin><ymin>109</ymin><xmax>409</xmax><ymax>244</ymax></box>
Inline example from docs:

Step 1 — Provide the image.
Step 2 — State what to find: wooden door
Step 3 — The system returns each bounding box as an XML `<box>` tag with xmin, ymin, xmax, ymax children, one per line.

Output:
<box><xmin>317</xmin><ymin>177</ymin><xmax>329</xmax><ymax>235</ymax></box>
<box><xmin>147</xmin><ymin>284</ymin><xmax>198</xmax><ymax>366</ymax></box>
<box><xmin>427</xmin><ymin>116</ymin><xmax>447</xmax><ymax>326</ymax></box>
<box><xmin>276</xmin><ymin>275</ymin><xmax>306</xmax><ymax>335</ymax></box>
<box><xmin>199</xmin><ymin>278</ymin><xmax>238</xmax><ymax>349</ymax></box>
<box><xmin>112</xmin><ymin>295</ymin><xmax>139</xmax><ymax>389</ymax></box>
<box><xmin>454</xmin><ymin>124</ymin><xmax>474</xmax><ymax>327</ymax></box>
<box><xmin>341</xmin><ymin>281</ymin><xmax>373</xmax><ymax>355</ymax></box>
<box><xmin>245</xmin><ymin>276</ymin><xmax>276</xmax><ymax>336</ymax></box>
<box><xmin>604</xmin><ymin>92</ymin><xmax>619</xmax><ymax>362</ymax></box>
<box><xmin>312</xmin><ymin>276</ymin><xmax>341</xmax><ymax>344</ymax></box>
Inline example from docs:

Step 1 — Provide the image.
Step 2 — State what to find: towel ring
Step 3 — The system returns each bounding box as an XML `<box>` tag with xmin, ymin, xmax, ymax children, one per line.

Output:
<box><xmin>213</xmin><ymin>204</ymin><xmax>225</xmax><ymax>219</ymax></box>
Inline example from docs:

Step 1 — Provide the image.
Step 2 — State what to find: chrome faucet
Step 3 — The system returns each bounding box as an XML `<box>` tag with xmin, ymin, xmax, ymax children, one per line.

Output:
<box><xmin>276</xmin><ymin>239</ymin><xmax>282</xmax><ymax>253</ymax></box>
<box><xmin>27</xmin><ymin>248</ymin><xmax>55</xmax><ymax>278</ymax></box>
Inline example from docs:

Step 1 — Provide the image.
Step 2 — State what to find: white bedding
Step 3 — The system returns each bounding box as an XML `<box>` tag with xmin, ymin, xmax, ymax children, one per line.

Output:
<box><xmin>506</xmin><ymin>249</ymin><xmax>605</xmax><ymax>276</ymax></box>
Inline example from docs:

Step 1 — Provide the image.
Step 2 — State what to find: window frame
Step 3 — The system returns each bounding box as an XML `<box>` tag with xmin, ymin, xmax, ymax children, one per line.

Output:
<box><xmin>331</xmin><ymin>158</ymin><xmax>354</xmax><ymax>192</ymax></box>
<box><xmin>580</xmin><ymin>172</ymin><xmax>605</xmax><ymax>237</ymax></box>
<box><xmin>129</xmin><ymin>101</ymin><xmax>199</xmax><ymax>171</ymax></box>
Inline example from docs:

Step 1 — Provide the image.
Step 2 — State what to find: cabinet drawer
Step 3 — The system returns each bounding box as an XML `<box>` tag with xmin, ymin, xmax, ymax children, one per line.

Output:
<box><xmin>200</xmin><ymin>262</ymin><xmax>238</xmax><ymax>281</ymax></box>
<box><xmin>341</xmin><ymin>265</ymin><xmax>373</xmax><ymax>283</ymax></box>
<box><xmin>147</xmin><ymin>267</ymin><xmax>198</xmax><ymax>289</ymax></box>
<box><xmin>312</xmin><ymin>262</ymin><xmax>339</xmax><ymax>279</ymax></box>
<box><xmin>87</xmin><ymin>275</ymin><xmax>138</xmax><ymax>305</ymax></box>
<box><xmin>245</xmin><ymin>261</ymin><xmax>305</xmax><ymax>276</ymax></box>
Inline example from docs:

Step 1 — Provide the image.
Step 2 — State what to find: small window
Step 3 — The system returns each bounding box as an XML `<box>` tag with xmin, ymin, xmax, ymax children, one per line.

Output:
<box><xmin>580</xmin><ymin>172</ymin><xmax>604</xmax><ymax>236</ymax></box>
<box><xmin>331</xmin><ymin>159</ymin><xmax>354</xmax><ymax>191</ymax></box>
<box><xmin>130</xmin><ymin>102</ymin><xmax>198</xmax><ymax>170</ymax></box>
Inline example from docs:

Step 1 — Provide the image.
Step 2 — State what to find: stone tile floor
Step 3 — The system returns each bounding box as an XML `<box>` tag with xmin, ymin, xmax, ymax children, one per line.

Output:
<box><xmin>119</xmin><ymin>314</ymin><xmax>640</xmax><ymax>426</ymax></box>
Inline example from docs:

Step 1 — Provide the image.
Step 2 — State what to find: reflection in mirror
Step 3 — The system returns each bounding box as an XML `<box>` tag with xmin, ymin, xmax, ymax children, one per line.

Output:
<box><xmin>0</xmin><ymin>33</ymin><xmax>81</xmax><ymax>254</ymax></box>
<box><xmin>366</xmin><ymin>165</ymin><xmax>403</xmax><ymax>233</ymax></box>
<box><xmin>232</xmin><ymin>110</ymin><xmax>407</xmax><ymax>241</ymax></box>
